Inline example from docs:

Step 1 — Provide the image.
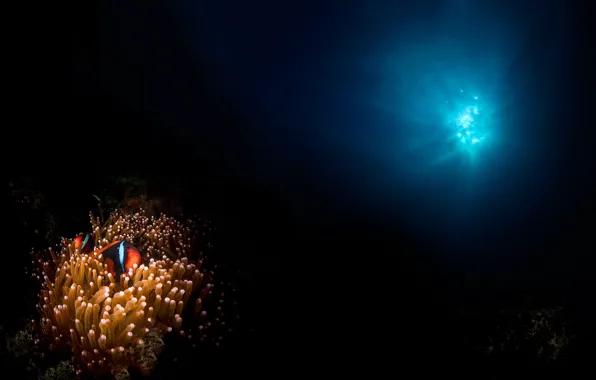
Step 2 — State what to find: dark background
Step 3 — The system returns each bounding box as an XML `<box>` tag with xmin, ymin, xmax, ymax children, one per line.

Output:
<box><xmin>5</xmin><ymin>0</ymin><xmax>595</xmax><ymax>375</ymax></box>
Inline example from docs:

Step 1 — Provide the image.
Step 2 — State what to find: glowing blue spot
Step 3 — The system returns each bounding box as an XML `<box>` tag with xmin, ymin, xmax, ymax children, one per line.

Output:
<box><xmin>443</xmin><ymin>89</ymin><xmax>491</xmax><ymax>155</ymax></box>
<box><xmin>458</xmin><ymin>114</ymin><xmax>474</xmax><ymax>128</ymax></box>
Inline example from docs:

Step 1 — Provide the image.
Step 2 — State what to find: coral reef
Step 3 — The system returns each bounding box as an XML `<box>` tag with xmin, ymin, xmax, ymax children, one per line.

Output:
<box><xmin>483</xmin><ymin>307</ymin><xmax>572</xmax><ymax>361</ymax></box>
<box><xmin>5</xmin><ymin>321</ymin><xmax>36</xmax><ymax>358</ymax></box>
<box><xmin>8</xmin><ymin>176</ymin><xmax>58</xmax><ymax>246</ymax></box>
<box><xmin>93</xmin><ymin>175</ymin><xmax>179</xmax><ymax>218</ymax></box>
<box><xmin>30</xmin><ymin>211</ymin><xmax>225</xmax><ymax>377</ymax></box>
<box><xmin>39</xmin><ymin>361</ymin><xmax>76</xmax><ymax>380</ymax></box>
<box><xmin>464</xmin><ymin>305</ymin><xmax>574</xmax><ymax>369</ymax></box>
<box><xmin>9</xmin><ymin>177</ymin><xmax>46</xmax><ymax>210</ymax></box>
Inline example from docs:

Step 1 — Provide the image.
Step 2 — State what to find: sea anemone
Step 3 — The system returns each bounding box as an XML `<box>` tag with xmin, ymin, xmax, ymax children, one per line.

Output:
<box><xmin>31</xmin><ymin>211</ymin><xmax>222</xmax><ymax>377</ymax></box>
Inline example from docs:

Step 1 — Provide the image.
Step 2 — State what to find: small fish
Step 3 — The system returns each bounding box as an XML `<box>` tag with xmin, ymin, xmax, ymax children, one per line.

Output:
<box><xmin>74</xmin><ymin>233</ymin><xmax>94</xmax><ymax>253</ymax></box>
<box><xmin>95</xmin><ymin>240</ymin><xmax>141</xmax><ymax>279</ymax></box>
<box><xmin>74</xmin><ymin>233</ymin><xmax>141</xmax><ymax>279</ymax></box>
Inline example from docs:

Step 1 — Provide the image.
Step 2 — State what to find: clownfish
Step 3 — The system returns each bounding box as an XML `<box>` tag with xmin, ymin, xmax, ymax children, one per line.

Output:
<box><xmin>73</xmin><ymin>233</ymin><xmax>142</xmax><ymax>279</ymax></box>
<box><xmin>73</xmin><ymin>233</ymin><xmax>94</xmax><ymax>253</ymax></box>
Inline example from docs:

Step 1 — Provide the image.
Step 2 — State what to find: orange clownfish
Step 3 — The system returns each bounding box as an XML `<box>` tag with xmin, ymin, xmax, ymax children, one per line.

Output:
<box><xmin>74</xmin><ymin>233</ymin><xmax>94</xmax><ymax>253</ymax></box>
<box><xmin>74</xmin><ymin>233</ymin><xmax>142</xmax><ymax>278</ymax></box>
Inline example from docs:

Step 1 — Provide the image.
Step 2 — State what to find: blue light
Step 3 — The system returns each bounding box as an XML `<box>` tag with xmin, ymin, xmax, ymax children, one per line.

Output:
<box><xmin>447</xmin><ymin>89</ymin><xmax>490</xmax><ymax>154</ymax></box>
<box><xmin>458</xmin><ymin>114</ymin><xmax>474</xmax><ymax>129</ymax></box>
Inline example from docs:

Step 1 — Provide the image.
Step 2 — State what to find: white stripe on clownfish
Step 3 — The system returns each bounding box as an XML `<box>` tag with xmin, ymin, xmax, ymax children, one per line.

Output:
<box><xmin>118</xmin><ymin>241</ymin><xmax>125</xmax><ymax>272</ymax></box>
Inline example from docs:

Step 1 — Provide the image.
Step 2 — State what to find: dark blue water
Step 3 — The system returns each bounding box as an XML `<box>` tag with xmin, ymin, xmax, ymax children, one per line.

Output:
<box><xmin>167</xmin><ymin>0</ymin><xmax>590</xmax><ymax>272</ymax></box>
